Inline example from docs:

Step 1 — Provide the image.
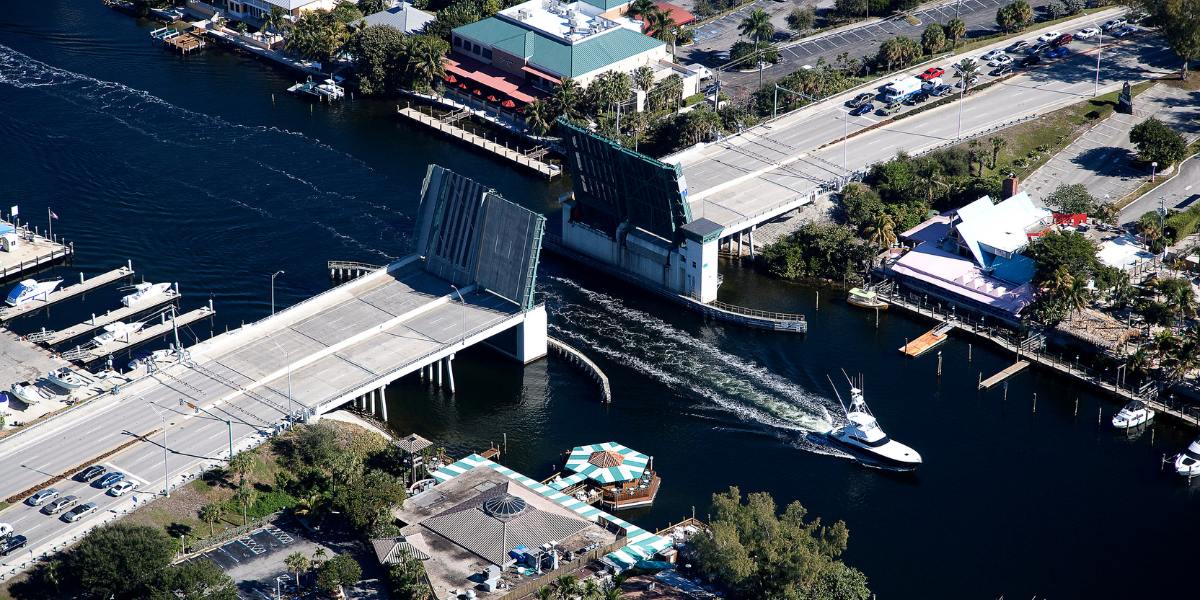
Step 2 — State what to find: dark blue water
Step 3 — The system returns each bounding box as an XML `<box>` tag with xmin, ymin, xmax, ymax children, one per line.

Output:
<box><xmin>2</xmin><ymin>4</ymin><xmax>1197</xmax><ymax>598</ymax></box>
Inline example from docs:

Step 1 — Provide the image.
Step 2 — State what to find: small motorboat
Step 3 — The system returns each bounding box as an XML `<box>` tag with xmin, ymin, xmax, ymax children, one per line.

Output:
<box><xmin>826</xmin><ymin>373</ymin><xmax>921</xmax><ymax>470</ymax></box>
<box><xmin>315</xmin><ymin>78</ymin><xmax>345</xmax><ymax>100</ymax></box>
<box><xmin>847</xmin><ymin>287</ymin><xmax>888</xmax><ymax>310</ymax></box>
<box><xmin>1175</xmin><ymin>437</ymin><xmax>1200</xmax><ymax>476</ymax></box>
<box><xmin>126</xmin><ymin>348</ymin><xmax>178</xmax><ymax>373</ymax></box>
<box><xmin>93</xmin><ymin>321</ymin><xmax>144</xmax><ymax>345</ymax></box>
<box><xmin>9</xmin><ymin>382</ymin><xmax>44</xmax><ymax>405</ymax></box>
<box><xmin>120</xmin><ymin>282</ymin><xmax>171</xmax><ymax>307</ymax></box>
<box><xmin>1112</xmin><ymin>399</ymin><xmax>1154</xmax><ymax>429</ymax></box>
<box><xmin>45</xmin><ymin>367</ymin><xmax>90</xmax><ymax>390</ymax></box>
<box><xmin>5</xmin><ymin>278</ymin><xmax>62</xmax><ymax>307</ymax></box>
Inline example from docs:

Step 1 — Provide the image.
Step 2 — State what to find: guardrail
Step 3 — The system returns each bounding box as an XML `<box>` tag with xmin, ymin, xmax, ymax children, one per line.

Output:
<box><xmin>709</xmin><ymin>300</ymin><xmax>807</xmax><ymax>324</ymax></box>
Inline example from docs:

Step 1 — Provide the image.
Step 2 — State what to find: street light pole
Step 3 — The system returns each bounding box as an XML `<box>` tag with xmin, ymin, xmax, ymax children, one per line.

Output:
<box><xmin>271</xmin><ymin>339</ymin><xmax>295</xmax><ymax>422</ymax></box>
<box><xmin>182</xmin><ymin>399</ymin><xmax>234</xmax><ymax>461</ymax></box>
<box><xmin>270</xmin><ymin>270</ymin><xmax>285</xmax><ymax>316</ymax></box>
<box><xmin>147</xmin><ymin>400</ymin><xmax>170</xmax><ymax>498</ymax></box>
<box><xmin>1094</xmin><ymin>28</ymin><xmax>1103</xmax><ymax>97</ymax></box>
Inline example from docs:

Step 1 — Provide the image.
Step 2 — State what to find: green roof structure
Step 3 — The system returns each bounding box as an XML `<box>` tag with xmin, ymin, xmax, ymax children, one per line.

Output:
<box><xmin>454</xmin><ymin>17</ymin><xmax>663</xmax><ymax>79</ymax></box>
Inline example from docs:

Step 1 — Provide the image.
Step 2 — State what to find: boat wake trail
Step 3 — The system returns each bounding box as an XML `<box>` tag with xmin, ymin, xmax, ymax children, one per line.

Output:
<box><xmin>543</xmin><ymin>276</ymin><xmax>848</xmax><ymax>457</ymax></box>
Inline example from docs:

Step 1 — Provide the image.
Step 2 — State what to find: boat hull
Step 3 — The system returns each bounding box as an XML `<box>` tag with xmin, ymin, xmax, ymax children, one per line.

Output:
<box><xmin>826</xmin><ymin>433</ymin><xmax>921</xmax><ymax>471</ymax></box>
<box><xmin>847</xmin><ymin>297</ymin><xmax>888</xmax><ymax>310</ymax></box>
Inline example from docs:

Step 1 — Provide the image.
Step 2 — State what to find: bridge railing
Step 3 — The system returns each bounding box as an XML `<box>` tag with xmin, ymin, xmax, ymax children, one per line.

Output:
<box><xmin>709</xmin><ymin>300</ymin><xmax>806</xmax><ymax>323</ymax></box>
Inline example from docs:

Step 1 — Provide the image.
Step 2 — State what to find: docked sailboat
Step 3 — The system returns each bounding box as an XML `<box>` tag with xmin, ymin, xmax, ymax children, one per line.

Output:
<box><xmin>5</xmin><ymin>278</ymin><xmax>62</xmax><ymax>307</ymax></box>
<box><xmin>45</xmin><ymin>367</ymin><xmax>90</xmax><ymax>390</ymax></box>
<box><xmin>847</xmin><ymin>287</ymin><xmax>888</xmax><ymax>310</ymax></box>
<box><xmin>1174</xmin><ymin>437</ymin><xmax>1200</xmax><ymax>477</ymax></box>
<box><xmin>120</xmin><ymin>282</ymin><xmax>171</xmax><ymax>307</ymax></box>
<box><xmin>827</xmin><ymin>373</ymin><xmax>922</xmax><ymax>470</ymax></box>
<box><xmin>1112</xmin><ymin>400</ymin><xmax>1154</xmax><ymax>429</ymax></box>
<box><xmin>93</xmin><ymin>321</ymin><xmax>144</xmax><ymax>345</ymax></box>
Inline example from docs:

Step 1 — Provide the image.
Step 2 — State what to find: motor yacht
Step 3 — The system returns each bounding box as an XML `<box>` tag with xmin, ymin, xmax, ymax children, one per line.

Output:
<box><xmin>5</xmin><ymin>278</ymin><xmax>62</xmax><ymax>307</ymax></box>
<box><xmin>120</xmin><ymin>282</ymin><xmax>171</xmax><ymax>307</ymax></box>
<box><xmin>1112</xmin><ymin>399</ymin><xmax>1154</xmax><ymax>429</ymax></box>
<box><xmin>827</xmin><ymin>375</ymin><xmax>921</xmax><ymax>470</ymax></box>
<box><xmin>93</xmin><ymin>321</ymin><xmax>143</xmax><ymax>345</ymax></box>
<box><xmin>315</xmin><ymin>78</ymin><xmax>345</xmax><ymax>100</ymax></box>
<box><xmin>45</xmin><ymin>367</ymin><xmax>89</xmax><ymax>390</ymax></box>
<box><xmin>1175</xmin><ymin>437</ymin><xmax>1200</xmax><ymax>477</ymax></box>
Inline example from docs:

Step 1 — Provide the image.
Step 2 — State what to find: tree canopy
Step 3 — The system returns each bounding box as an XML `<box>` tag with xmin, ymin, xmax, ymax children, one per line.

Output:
<box><xmin>1045</xmin><ymin>183</ymin><xmax>1097</xmax><ymax>214</ymax></box>
<box><xmin>1145</xmin><ymin>0</ymin><xmax>1200</xmax><ymax>77</ymax></box>
<box><xmin>691</xmin><ymin>487</ymin><xmax>870</xmax><ymax>600</ymax></box>
<box><xmin>996</xmin><ymin>0</ymin><xmax>1033</xmax><ymax>32</ymax></box>
<box><xmin>1130</xmin><ymin>117</ymin><xmax>1188</xmax><ymax>167</ymax></box>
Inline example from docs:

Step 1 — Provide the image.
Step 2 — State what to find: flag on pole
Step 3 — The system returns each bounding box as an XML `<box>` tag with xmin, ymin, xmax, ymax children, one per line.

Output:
<box><xmin>49</xmin><ymin>211</ymin><xmax>58</xmax><ymax>220</ymax></box>
<box><xmin>9</xmin><ymin>206</ymin><xmax>17</xmax><ymax>217</ymax></box>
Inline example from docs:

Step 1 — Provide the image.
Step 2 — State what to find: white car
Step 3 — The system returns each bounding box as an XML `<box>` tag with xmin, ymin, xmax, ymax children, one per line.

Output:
<box><xmin>987</xmin><ymin>54</ymin><xmax>1013</xmax><ymax>67</ymax></box>
<box><xmin>107</xmin><ymin>481</ymin><xmax>136</xmax><ymax>497</ymax></box>
<box><xmin>1102</xmin><ymin>18</ymin><xmax>1126</xmax><ymax>31</ymax></box>
<box><xmin>1075</xmin><ymin>27</ymin><xmax>1100</xmax><ymax>40</ymax></box>
<box><xmin>981</xmin><ymin>49</ymin><xmax>1006</xmax><ymax>61</ymax></box>
<box><xmin>1037</xmin><ymin>30</ymin><xmax>1062</xmax><ymax>43</ymax></box>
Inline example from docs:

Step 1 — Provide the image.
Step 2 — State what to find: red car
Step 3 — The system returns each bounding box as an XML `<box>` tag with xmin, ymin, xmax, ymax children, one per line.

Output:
<box><xmin>1051</xmin><ymin>33</ymin><xmax>1073</xmax><ymax>47</ymax></box>
<box><xmin>919</xmin><ymin>67</ymin><xmax>945</xmax><ymax>80</ymax></box>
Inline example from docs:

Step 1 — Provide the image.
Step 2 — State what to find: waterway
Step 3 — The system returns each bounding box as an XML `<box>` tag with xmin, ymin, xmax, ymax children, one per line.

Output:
<box><xmin>1</xmin><ymin>3</ymin><xmax>1197</xmax><ymax>598</ymax></box>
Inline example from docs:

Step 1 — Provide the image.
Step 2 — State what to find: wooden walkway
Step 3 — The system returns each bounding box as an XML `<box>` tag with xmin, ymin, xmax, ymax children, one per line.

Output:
<box><xmin>62</xmin><ymin>303</ymin><xmax>215</xmax><ymax>363</ymax></box>
<box><xmin>29</xmin><ymin>287</ymin><xmax>181</xmax><ymax>346</ymax></box>
<box><xmin>397</xmin><ymin>106</ymin><xmax>561</xmax><ymax>178</ymax></box>
<box><xmin>900</xmin><ymin>322</ymin><xmax>954</xmax><ymax>357</ymax></box>
<box><xmin>0</xmin><ymin>263</ymin><xmax>133</xmax><ymax>321</ymax></box>
<box><xmin>164</xmin><ymin>32</ymin><xmax>206</xmax><ymax>54</ymax></box>
<box><xmin>979</xmin><ymin>360</ymin><xmax>1030</xmax><ymax>389</ymax></box>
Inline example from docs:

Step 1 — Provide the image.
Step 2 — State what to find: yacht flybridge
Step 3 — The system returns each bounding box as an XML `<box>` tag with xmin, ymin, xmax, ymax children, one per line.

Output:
<box><xmin>1112</xmin><ymin>400</ymin><xmax>1154</xmax><ymax>429</ymax></box>
<box><xmin>827</xmin><ymin>373</ymin><xmax>922</xmax><ymax>471</ymax></box>
<box><xmin>120</xmin><ymin>282</ymin><xmax>171</xmax><ymax>307</ymax></box>
<box><xmin>1174</xmin><ymin>437</ymin><xmax>1200</xmax><ymax>477</ymax></box>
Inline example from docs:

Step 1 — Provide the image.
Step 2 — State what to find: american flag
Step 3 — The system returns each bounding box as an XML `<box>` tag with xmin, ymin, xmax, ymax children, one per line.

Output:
<box><xmin>49</xmin><ymin>211</ymin><xmax>58</xmax><ymax>220</ymax></box>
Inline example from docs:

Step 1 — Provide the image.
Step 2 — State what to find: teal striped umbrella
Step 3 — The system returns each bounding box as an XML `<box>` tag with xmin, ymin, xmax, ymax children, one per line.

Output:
<box><xmin>564</xmin><ymin>442</ymin><xmax>650</xmax><ymax>484</ymax></box>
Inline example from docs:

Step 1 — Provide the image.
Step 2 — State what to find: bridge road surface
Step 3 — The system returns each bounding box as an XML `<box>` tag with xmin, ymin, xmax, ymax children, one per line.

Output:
<box><xmin>673</xmin><ymin>15</ymin><xmax>1176</xmax><ymax>232</ymax></box>
<box><xmin>0</xmin><ymin>259</ymin><xmax>525</xmax><ymax>574</ymax></box>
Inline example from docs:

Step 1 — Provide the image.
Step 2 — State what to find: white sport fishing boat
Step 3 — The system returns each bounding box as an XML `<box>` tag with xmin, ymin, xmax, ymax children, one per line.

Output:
<box><xmin>827</xmin><ymin>373</ymin><xmax>922</xmax><ymax>470</ymax></box>
<box><xmin>1175</xmin><ymin>437</ymin><xmax>1200</xmax><ymax>477</ymax></box>
<box><xmin>120</xmin><ymin>282</ymin><xmax>171</xmax><ymax>307</ymax></box>
<box><xmin>9</xmin><ymin>382</ymin><xmax>44</xmax><ymax>405</ymax></box>
<box><xmin>93</xmin><ymin>321</ymin><xmax>144</xmax><ymax>345</ymax></box>
<box><xmin>45</xmin><ymin>367</ymin><xmax>89</xmax><ymax>390</ymax></box>
<box><xmin>5</xmin><ymin>278</ymin><xmax>62</xmax><ymax>307</ymax></box>
<box><xmin>1112</xmin><ymin>400</ymin><xmax>1154</xmax><ymax>429</ymax></box>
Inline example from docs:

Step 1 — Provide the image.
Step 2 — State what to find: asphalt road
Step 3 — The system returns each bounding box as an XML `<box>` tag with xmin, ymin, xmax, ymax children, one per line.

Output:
<box><xmin>685</xmin><ymin>0</ymin><xmax>1055</xmax><ymax>97</ymax></box>
<box><xmin>1122</xmin><ymin>154</ymin><xmax>1200</xmax><ymax>224</ymax></box>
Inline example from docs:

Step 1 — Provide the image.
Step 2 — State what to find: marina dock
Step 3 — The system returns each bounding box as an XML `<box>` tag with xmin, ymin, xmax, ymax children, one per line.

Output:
<box><xmin>0</xmin><ymin>224</ymin><xmax>72</xmax><ymax>282</ymax></box>
<box><xmin>397</xmin><ymin>106</ymin><xmax>561</xmax><ymax>178</ymax></box>
<box><xmin>0</xmin><ymin>263</ymin><xmax>133</xmax><ymax>321</ymax></box>
<box><xmin>900</xmin><ymin>322</ymin><xmax>954</xmax><ymax>357</ymax></box>
<box><xmin>27</xmin><ymin>286</ymin><xmax>181</xmax><ymax>346</ymax></box>
<box><xmin>979</xmin><ymin>360</ymin><xmax>1030</xmax><ymax>389</ymax></box>
<box><xmin>60</xmin><ymin>302</ymin><xmax>214</xmax><ymax>363</ymax></box>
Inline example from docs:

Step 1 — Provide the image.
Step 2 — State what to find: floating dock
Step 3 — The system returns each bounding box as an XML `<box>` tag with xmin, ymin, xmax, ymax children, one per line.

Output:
<box><xmin>60</xmin><ymin>302</ymin><xmax>214</xmax><ymax>363</ymax></box>
<box><xmin>0</xmin><ymin>224</ymin><xmax>73</xmax><ymax>282</ymax></box>
<box><xmin>397</xmin><ymin>106</ymin><xmax>561</xmax><ymax>178</ymax></box>
<box><xmin>27</xmin><ymin>286</ymin><xmax>181</xmax><ymax>346</ymax></box>
<box><xmin>0</xmin><ymin>263</ymin><xmax>133</xmax><ymax>321</ymax></box>
<box><xmin>979</xmin><ymin>360</ymin><xmax>1031</xmax><ymax>389</ymax></box>
<box><xmin>900</xmin><ymin>322</ymin><xmax>954</xmax><ymax>357</ymax></box>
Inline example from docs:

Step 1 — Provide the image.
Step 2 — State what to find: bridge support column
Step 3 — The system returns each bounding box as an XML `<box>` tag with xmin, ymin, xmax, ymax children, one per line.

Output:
<box><xmin>379</xmin><ymin>387</ymin><xmax>388</xmax><ymax>421</ymax></box>
<box><xmin>447</xmin><ymin>354</ymin><xmax>456</xmax><ymax>394</ymax></box>
<box><xmin>436</xmin><ymin>358</ymin><xmax>443</xmax><ymax>387</ymax></box>
<box><xmin>749</xmin><ymin>227</ymin><xmax>756</xmax><ymax>260</ymax></box>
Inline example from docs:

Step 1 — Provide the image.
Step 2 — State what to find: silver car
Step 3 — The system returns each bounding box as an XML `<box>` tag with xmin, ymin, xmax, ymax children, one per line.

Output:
<box><xmin>62</xmin><ymin>502</ymin><xmax>97</xmax><ymax>523</ymax></box>
<box><xmin>25</xmin><ymin>488</ymin><xmax>59</xmax><ymax>506</ymax></box>
<box><xmin>41</xmin><ymin>495</ymin><xmax>77</xmax><ymax>515</ymax></box>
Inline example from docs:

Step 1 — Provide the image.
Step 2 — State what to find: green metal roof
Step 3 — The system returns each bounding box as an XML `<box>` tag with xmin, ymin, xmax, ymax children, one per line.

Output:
<box><xmin>454</xmin><ymin>17</ymin><xmax>663</xmax><ymax>79</ymax></box>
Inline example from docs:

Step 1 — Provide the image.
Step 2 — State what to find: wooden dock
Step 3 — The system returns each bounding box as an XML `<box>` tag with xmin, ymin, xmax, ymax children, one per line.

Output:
<box><xmin>900</xmin><ymin>322</ymin><xmax>954</xmax><ymax>357</ymax></box>
<box><xmin>979</xmin><ymin>360</ymin><xmax>1030</xmax><ymax>389</ymax></box>
<box><xmin>61</xmin><ymin>302</ymin><xmax>215</xmax><ymax>363</ymax></box>
<box><xmin>0</xmin><ymin>263</ymin><xmax>133</xmax><ymax>321</ymax></box>
<box><xmin>0</xmin><ymin>223</ymin><xmax>73</xmax><ymax>282</ymax></box>
<box><xmin>164</xmin><ymin>32</ymin><xmax>206</xmax><ymax>54</ymax></box>
<box><xmin>28</xmin><ymin>286</ymin><xmax>181</xmax><ymax>346</ymax></box>
<box><xmin>397</xmin><ymin>106</ymin><xmax>561</xmax><ymax>178</ymax></box>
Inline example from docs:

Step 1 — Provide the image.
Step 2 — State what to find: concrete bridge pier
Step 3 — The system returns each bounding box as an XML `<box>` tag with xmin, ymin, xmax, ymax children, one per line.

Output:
<box><xmin>446</xmin><ymin>354</ymin><xmax>456</xmax><ymax>394</ymax></box>
<box><xmin>378</xmin><ymin>386</ymin><xmax>388</xmax><ymax>421</ymax></box>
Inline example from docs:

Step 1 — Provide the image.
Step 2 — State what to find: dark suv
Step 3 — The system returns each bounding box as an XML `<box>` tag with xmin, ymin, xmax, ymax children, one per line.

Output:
<box><xmin>76</xmin><ymin>465</ymin><xmax>106</xmax><ymax>482</ymax></box>
<box><xmin>0</xmin><ymin>535</ymin><xmax>27</xmax><ymax>556</ymax></box>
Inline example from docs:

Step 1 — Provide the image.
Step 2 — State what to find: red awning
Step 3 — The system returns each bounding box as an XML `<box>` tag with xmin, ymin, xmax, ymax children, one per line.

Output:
<box><xmin>473</xmin><ymin>89</ymin><xmax>482</xmax><ymax>96</ymax></box>
<box><xmin>521</xmin><ymin>65</ymin><xmax>561</xmax><ymax>85</ymax></box>
<box><xmin>444</xmin><ymin>74</ymin><xmax>457</xmax><ymax>84</ymax></box>
<box><xmin>458</xmin><ymin>82</ymin><xmax>468</xmax><ymax>89</ymax></box>
<box><xmin>487</xmin><ymin>95</ymin><xmax>498</xmax><ymax>102</ymax></box>
<box><xmin>443</xmin><ymin>55</ymin><xmax>541</xmax><ymax>104</ymax></box>
<box><xmin>501</xmin><ymin>99</ymin><xmax>516</xmax><ymax>108</ymax></box>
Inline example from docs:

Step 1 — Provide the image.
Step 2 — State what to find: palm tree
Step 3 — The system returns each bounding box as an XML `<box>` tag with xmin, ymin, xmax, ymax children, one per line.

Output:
<box><xmin>405</xmin><ymin>36</ymin><xmax>446</xmax><ymax>92</ymax></box>
<box><xmin>602</xmin><ymin>588</ymin><xmax>621</xmax><ymax>600</ymax></box>
<box><xmin>1095</xmin><ymin>201</ymin><xmax>1119</xmax><ymax>226</ymax></box>
<box><xmin>199</xmin><ymin>503</ymin><xmax>223</xmax><ymax>537</ymax></box>
<box><xmin>232</xmin><ymin>487</ymin><xmax>256</xmax><ymax>526</ymax></box>
<box><xmin>228</xmin><ymin>451</ymin><xmax>254</xmax><ymax>488</ymax></box>
<box><xmin>989</xmin><ymin>136</ymin><xmax>1007</xmax><ymax>169</ymax></box>
<box><xmin>738</xmin><ymin>9</ymin><xmax>775</xmax><ymax>44</ymax></box>
<box><xmin>863</xmin><ymin>212</ymin><xmax>897</xmax><ymax>248</ymax></box>
<box><xmin>262</xmin><ymin>5</ymin><xmax>291</xmax><ymax>36</ymax></box>
<box><xmin>292</xmin><ymin>492</ymin><xmax>326</xmax><ymax>520</ymax></box>
<box><xmin>954</xmin><ymin>58</ymin><xmax>979</xmax><ymax>94</ymax></box>
<box><xmin>536</xmin><ymin>587</ymin><xmax>554</xmax><ymax>600</ymax></box>
<box><xmin>633</xmin><ymin>65</ymin><xmax>655</xmax><ymax>92</ymax></box>
<box><xmin>645</xmin><ymin>9</ymin><xmax>680</xmax><ymax>59</ymax></box>
<box><xmin>552</xmin><ymin>575</ymin><xmax>580</xmax><ymax>600</ymax></box>
<box><xmin>285</xmin><ymin>551</ymin><xmax>311</xmax><ymax>588</ymax></box>
<box><xmin>552</xmin><ymin>78</ymin><xmax>582</xmax><ymax>121</ymax></box>
<box><xmin>1062</xmin><ymin>277</ymin><xmax>1091</xmax><ymax>316</ymax></box>
<box><xmin>312</xmin><ymin>547</ymin><xmax>329</xmax><ymax>570</ymax></box>
<box><xmin>581</xmin><ymin>579</ymin><xmax>602</xmax><ymax>599</ymax></box>
<box><xmin>628</xmin><ymin>0</ymin><xmax>657</xmax><ymax>19</ymax></box>
<box><xmin>945</xmin><ymin>18</ymin><xmax>966</xmax><ymax>47</ymax></box>
<box><xmin>524</xmin><ymin>100</ymin><xmax>553</xmax><ymax>135</ymax></box>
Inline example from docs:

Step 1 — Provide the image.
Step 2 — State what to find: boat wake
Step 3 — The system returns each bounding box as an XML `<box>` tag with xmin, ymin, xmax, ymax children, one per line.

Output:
<box><xmin>543</xmin><ymin>276</ymin><xmax>848</xmax><ymax>457</ymax></box>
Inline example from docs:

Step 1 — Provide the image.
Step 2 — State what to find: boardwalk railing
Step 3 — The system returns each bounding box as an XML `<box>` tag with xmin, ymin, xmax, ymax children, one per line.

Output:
<box><xmin>397</xmin><ymin>105</ymin><xmax>561</xmax><ymax>178</ymax></box>
<box><xmin>548</xmin><ymin>337</ymin><xmax>612</xmax><ymax>403</ymax></box>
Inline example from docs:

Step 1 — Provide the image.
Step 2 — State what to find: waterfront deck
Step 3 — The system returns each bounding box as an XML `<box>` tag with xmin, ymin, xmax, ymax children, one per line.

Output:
<box><xmin>164</xmin><ymin>32</ymin><xmax>207</xmax><ymax>54</ymax></box>
<box><xmin>979</xmin><ymin>360</ymin><xmax>1030</xmax><ymax>389</ymax></box>
<box><xmin>0</xmin><ymin>263</ymin><xmax>133</xmax><ymax>321</ymax></box>
<box><xmin>397</xmin><ymin>106</ymin><xmax>561</xmax><ymax>178</ymax></box>
<box><xmin>28</xmin><ymin>286</ymin><xmax>181</xmax><ymax>346</ymax></box>
<box><xmin>0</xmin><ymin>225</ymin><xmax>72</xmax><ymax>283</ymax></box>
<box><xmin>900</xmin><ymin>322</ymin><xmax>954</xmax><ymax>357</ymax></box>
<box><xmin>60</xmin><ymin>303</ymin><xmax>215</xmax><ymax>363</ymax></box>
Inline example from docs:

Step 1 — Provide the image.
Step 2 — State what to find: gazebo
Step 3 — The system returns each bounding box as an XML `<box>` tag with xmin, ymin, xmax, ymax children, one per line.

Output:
<box><xmin>555</xmin><ymin>442</ymin><xmax>660</xmax><ymax>510</ymax></box>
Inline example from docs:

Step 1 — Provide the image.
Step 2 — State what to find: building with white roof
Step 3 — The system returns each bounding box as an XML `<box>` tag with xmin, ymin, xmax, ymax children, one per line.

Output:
<box><xmin>190</xmin><ymin>0</ymin><xmax>338</xmax><ymax>20</ymax></box>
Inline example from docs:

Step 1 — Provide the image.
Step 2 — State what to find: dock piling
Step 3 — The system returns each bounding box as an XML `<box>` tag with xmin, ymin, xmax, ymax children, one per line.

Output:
<box><xmin>936</xmin><ymin>351</ymin><xmax>942</xmax><ymax>377</ymax></box>
<box><xmin>1002</xmin><ymin>381</ymin><xmax>1008</xmax><ymax>401</ymax></box>
<box><xmin>968</xmin><ymin>343</ymin><xmax>972</xmax><ymax>362</ymax></box>
<box><xmin>1074</xmin><ymin>397</ymin><xmax>1078</xmax><ymax>416</ymax></box>
<box><xmin>1032</xmin><ymin>392</ymin><xmax>1037</xmax><ymax>413</ymax></box>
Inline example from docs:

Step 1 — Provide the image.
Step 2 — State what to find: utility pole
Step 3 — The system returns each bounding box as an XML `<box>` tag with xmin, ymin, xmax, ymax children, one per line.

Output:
<box><xmin>270</xmin><ymin>270</ymin><xmax>285</xmax><ymax>316</ymax></box>
<box><xmin>147</xmin><ymin>400</ymin><xmax>170</xmax><ymax>498</ymax></box>
<box><xmin>182</xmin><ymin>399</ymin><xmax>234</xmax><ymax>461</ymax></box>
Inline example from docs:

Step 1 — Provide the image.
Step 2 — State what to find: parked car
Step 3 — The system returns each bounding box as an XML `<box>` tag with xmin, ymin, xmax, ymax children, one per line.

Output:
<box><xmin>108</xmin><ymin>481</ymin><xmax>136</xmax><ymax>497</ymax></box>
<box><xmin>41</xmin><ymin>495</ymin><xmax>77</xmax><ymax>515</ymax></box>
<box><xmin>62</xmin><ymin>502</ymin><xmax>97</xmax><ymax>523</ymax></box>
<box><xmin>1006</xmin><ymin>40</ymin><xmax>1030</xmax><ymax>52</ymax></box>
<box><xmin>845</xmin><ymin>92</ymin><xmax>874</xmax><ymax>108</ymax></box>
<box><xmin>76</xmin><ymin>465</ymin><xmax>105</xmax><ymax>482</ymax></box>
<box><xmin>981</xmin><ymin>49</ymin><xmax>1006</xmax><ymax>61</ymax></box>
<box><xmin>1037</xmin><ymin>30</ymin><xmax>1062</xmax><ymax>43</ymax></box>
<box><xmin>1102</xmin><ymin>18</ymin><xmax>1126</xmax><ymax>31</ymax></box>
<box><xmin>1075</xmin><ymin>27</ymin><xmax>1100</xmax><ymax>40</ymax></box>
<box><xmin>1020</xmin><ymin>54</ymin><xmax>1042</xmax><ymax>67</ymax></box>
<box><xmin>1028</xmin><ymin>41</ymin><xmax>1049</xmax><ymax>54</ymax></box>
<box><xmin>1113</xmin><ymin>25</ymin><xmax>1136</xmax><ymax>37</ymax></box>
<box><xmin>1046</xmin><ymin>46</ymin><xmax>1070</xmax><ymax>58</ymax></box>
<box><xmin>931</xmin><ymin>84</ymin><xmax>954</xmax><ymax>96</ymax></box>
<box><xmin>988</xmin><ymin>54</ymin><xmax>1013</xmax><ymax>67</ymax></box>
<box><xmin>0</xmin><ymin>535</ymin><xmax>27</xmax><ymax>556</ymax></box>
<box><xmin>95</xmin><ymin>472</ymin><xmax>124</xmax><ymax>489</ymax></box>
<box><xmin>1051</xmin><ymin>33</ymin><xmax>1074</xmax><ymax>47</ymax></box>
<box><xmin>25</xmin><ymin>488</ymin><xmax>59</xmax><ymax>506</ymax></box>
<box><xmin>876</xmin><ymin>101</ymin><xmax>903</xmax><ymax>116</ymax></box>
<box><xmin>990</xmin><ymin>65</ymin><xmax>1013</xmax><ymax>76</ymax></box>
<box><xmin>850</xmin><ymin>102</ymin><xmax>875</xmax><ymax>116</ymax></box>
<box><xmin>919</xmin><ymin>67</ymin><xmax>945</xmax><ymax>80</ymax></box>
<box><xmin>904</xmin><ymin>90</ymin><xmax>930</xmax><ymax>104</ymax></box>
